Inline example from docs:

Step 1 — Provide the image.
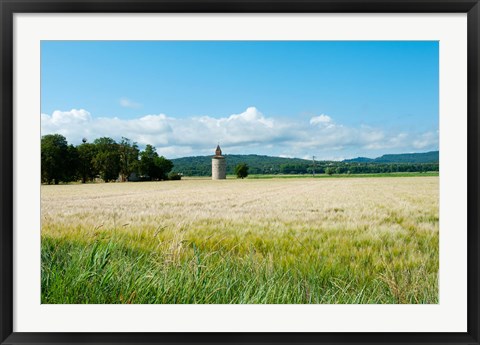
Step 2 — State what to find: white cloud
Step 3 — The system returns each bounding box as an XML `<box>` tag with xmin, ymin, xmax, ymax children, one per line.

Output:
<box><xmin>42</xmin><ymin>109</ymin><xmax>91</xmax><ymax>125</ymax></box>
<box><xmin>41</xmin><ymin>107</ymin><xmax>438</xmax><ymax>159</ymax></box>
<box><xmin>413</xmin><ymin>131</ymin><xmax>438</xmax><ymax>149</ymax></box>
<box><xmin>41</xmin><ymin>109</ymin><xmax>172</xmax><ymax>146</ymax></box>
<box><xmin>179</xmin><ymin>107</ymin><xmax>283</xmax><ymax>147</ymax></box>
<box><xmin>41</xmin><ymin>109</ymin><xmax>92</xmax><ymax>140</ymax></box>
<box><xmin>310</xmin><ymin>114</ymin><xmax>333</xmax><ymax>127</ymax></box>
<box><xmin>119</xmin><ymin>98</ymin><xmax>142</xmax><ymax>109</ymax></box>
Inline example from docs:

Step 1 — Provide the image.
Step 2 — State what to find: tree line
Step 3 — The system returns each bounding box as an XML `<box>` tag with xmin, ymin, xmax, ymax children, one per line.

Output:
<box><xmin>41</xmin><ymin>134</ymin><xmax>177</xmax><ymax>184</ymax></box>
<box><xmin>277</xmin><ymin>162</ymin><xmax>439</xmax><ymax>175</ymax></box>
<box><xmin>170</xmin><ymin>154</ymin><xmax>439</xmax><ymax>177</ymax></box>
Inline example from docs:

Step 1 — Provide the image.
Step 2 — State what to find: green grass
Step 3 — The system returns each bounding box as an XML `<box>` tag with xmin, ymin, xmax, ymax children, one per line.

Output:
<box><xmin>245</xmin><ymin>172</ymin><xmax>439</xmax><ymax>179</ymax></box>
<box><xmin>41</xmin><ymin>224</ymin><xmax>438</xmax><ymax>304</ymax></box>
<box><xmin>185</xmin><ymin>172</ymin><xmax>439</xmax><ymax>180</ymax></box>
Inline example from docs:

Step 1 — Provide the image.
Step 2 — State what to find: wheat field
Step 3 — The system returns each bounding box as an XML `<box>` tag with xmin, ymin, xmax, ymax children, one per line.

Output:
<box><xmin>41</xmin><ymin>176</ymin><xmax>439</xmax><ymax>304</ymax></box>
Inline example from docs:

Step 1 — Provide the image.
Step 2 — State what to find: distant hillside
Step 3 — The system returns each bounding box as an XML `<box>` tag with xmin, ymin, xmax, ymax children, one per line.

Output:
<box><xmin>344</xmin><ymin>151</ymin><xmax>439</xmax><ymax>164</ymax></box>
<box><xmin>172</xmin><ymin>151</ymin><xmax>439</xmax><ymax>176</ymax></box>
<box><xmin>172</xmin><ymin>154</ymin><xmax>311</xmax><ymax>176</ymax></box>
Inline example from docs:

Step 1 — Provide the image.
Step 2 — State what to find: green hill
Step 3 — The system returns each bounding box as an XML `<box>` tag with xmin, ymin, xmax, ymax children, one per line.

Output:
<box><xmin>344</xmin><ymin>151</ymin><xmax>439</xmax><ymax>163</ymax></box>
<box><xmin>171</xmin><ymin>154</ymin><xmax>311</xmax><ymax>176</ymax></box>
<box><xmin>171</xmin><ymin>151</ymin><xmax>439</xmax><ymax>176</ymax></box>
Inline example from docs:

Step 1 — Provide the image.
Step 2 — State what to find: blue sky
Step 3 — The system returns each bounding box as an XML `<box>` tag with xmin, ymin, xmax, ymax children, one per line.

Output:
<box><xmin>41</xmin><ymin>41</ymin><xmax>438</xmax><ymax>160</ymax></box>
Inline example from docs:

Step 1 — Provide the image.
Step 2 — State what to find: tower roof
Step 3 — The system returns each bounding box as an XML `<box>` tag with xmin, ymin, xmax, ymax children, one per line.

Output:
<box><xmin>215</xmin><ymin>144</ymin><xmax>222</xmax><ymax>156</ymax></box>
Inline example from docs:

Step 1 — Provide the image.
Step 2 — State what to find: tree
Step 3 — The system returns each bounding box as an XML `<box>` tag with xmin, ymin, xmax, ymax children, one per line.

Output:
<box><xmin>41</xmin><ymin>134</ymin><xmax>69</xmax><ymax>184</ymax></box>
<box><xmin>325</xmin><ymin>167</ymin><xmax>335</xmax><ymax>176</ymax></box>
<box><xmin>154</xmin><ymin>156</ymin><xmax>174</xmax><ymax>180</ymax></box>
<box><xmin>139</xmin><ymin>145</ymin><xmax>173</xmax><ymax>180</ymax></box>
<box><xmin>139</xmin><ymin>145</ymin><xmax>157</xmax><ymax>179</ymax></box>
<box><xmin>64</xmin><ymin>144</ymin><xmax>80</xmax><ymax>182</ymax></box>
<box><xmin>77</xmin><ymin>140</ymin><xmax>98</xmax><ymax>183</ymax></box>
<box><xmin>235</xmin><ymin>163</ymin><xmax>249</xmax><ymax>179</ymax></box>
<box><xmin>118</xmin><ymin>137</ymin><xmax>139</xmax><ymax>182</ymax></box>
<box><xmin>93</xmin><ymin>137</ymin><xmax>121</xmax><ymax>182</ymax></box>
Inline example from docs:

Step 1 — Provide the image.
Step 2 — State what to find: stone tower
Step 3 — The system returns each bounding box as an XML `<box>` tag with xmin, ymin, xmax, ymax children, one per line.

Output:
<box><xmin>212</xmin><ymin>144</ymin><xmax>226</xmax><ymax>180</ymax></box>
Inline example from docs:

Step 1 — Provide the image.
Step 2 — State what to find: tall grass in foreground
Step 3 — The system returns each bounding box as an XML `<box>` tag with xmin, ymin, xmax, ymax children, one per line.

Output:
<box><xmin>41</xmin><ymin>177</ymin><xmax>439</xmax><ymax>304</ymax></box>
<box><xmin>41</xmin><ymin>223</ymin><xmax>438</xmax><ymax>304</ymax></box>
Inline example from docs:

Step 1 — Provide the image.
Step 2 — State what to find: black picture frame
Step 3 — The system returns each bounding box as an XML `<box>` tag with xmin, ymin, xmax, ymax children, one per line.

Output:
<box><xmin>1</xmin><ymin>1</ymin><xmax>479</xmax><ymax>344</ymax></box>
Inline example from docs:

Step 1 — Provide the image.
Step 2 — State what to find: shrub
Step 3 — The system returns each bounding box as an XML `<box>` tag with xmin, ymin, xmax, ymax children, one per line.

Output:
<box><xmin>168</xmin><ymin>172</ymin><xmax>182</xmax><ymax>180</ymax></box>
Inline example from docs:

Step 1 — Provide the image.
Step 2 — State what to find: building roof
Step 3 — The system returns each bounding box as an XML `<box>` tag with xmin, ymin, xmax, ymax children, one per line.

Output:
<box><xmin>215</xmin><ymin>145</ymin><xmax>222</xmax><ymax>156</ymax></box>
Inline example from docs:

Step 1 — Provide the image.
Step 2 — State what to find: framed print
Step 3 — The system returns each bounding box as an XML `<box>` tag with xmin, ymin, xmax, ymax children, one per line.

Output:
<box><xmin>1</xmin><ymin>1</ymin><xmax>479</xmax><ymax>344</ymax></box>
